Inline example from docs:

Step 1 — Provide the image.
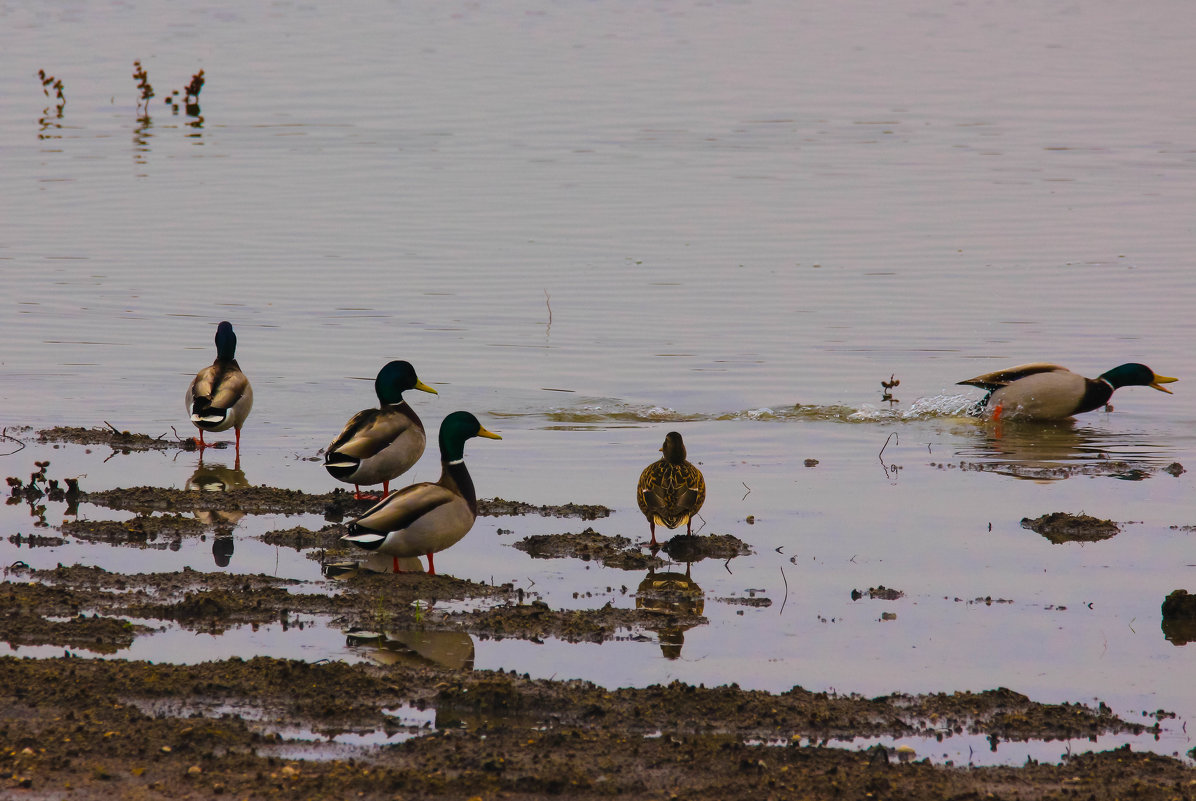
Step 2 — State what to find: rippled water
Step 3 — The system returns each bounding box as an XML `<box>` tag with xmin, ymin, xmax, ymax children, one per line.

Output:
<box><xmin>3</xmin><ymin>0</ymin><xmax>1196</xmax><ymax>765</ymax></box>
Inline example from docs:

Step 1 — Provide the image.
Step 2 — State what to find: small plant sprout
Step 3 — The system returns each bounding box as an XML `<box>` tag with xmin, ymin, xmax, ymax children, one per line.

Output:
<box><xmin>373</xmin><ymin>593</ymin><xmax>389</xmax><ymax>630</ymax></box>
<box><xmin>132</xmin><ymin>60</ymin><xmax>154</xmax><ymax>114</ymax></box>
<box><xmin>38</xmin><ymin>70</ymin><xmax>65</xmax><ymax>108</ymax></box>
<box><xmin>184</xmin><ymin>69</ymin><xmax>205</xmax><ymax>105</ymax></box>
<box><xmin>881</xmin><ymin>374</ymin><xmax>900</xmax><ymax>406</ymax></box>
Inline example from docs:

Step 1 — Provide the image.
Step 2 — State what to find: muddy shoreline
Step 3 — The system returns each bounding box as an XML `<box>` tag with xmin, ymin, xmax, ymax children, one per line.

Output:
<box><xmin>3</xmin><ymin>427</ymin><xmax>1195</xmax><ymax>798</ymax></box>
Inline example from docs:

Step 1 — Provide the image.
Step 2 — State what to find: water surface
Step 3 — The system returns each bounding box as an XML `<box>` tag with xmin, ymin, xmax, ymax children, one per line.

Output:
<box><xmin>3</xmin><ymin>0</ymin><xmax>1196</xmax><ymax>764</ymax></box>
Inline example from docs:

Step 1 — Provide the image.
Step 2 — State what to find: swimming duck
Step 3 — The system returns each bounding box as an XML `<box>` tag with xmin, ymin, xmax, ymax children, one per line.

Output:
<box><xmin>324</xmin><ymin>360</ymin><xmax>438</xmax><ymax>500</ymax></box>
<box><xmin>637</xmin><ymin>431</ymin><xmax>706</xmax><ymax>546</ymax></box>
<box><xmin>959</xmin><ymin>362</ymin><xmax>1177</xmax><ymax>421</ymax></box>
<box><xmin>186</xmin><ymin>321</ymin><xmax>253</xmax><ymax>455</ymax></box>
<box><xmin>341</xmin><ymin>411</ymin><xmax>501</xmax><ymax>574</ymax></box>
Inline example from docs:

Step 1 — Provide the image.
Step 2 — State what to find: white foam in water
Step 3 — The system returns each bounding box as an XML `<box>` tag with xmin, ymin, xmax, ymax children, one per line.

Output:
<box><xmin>848</xmin><ymin>394</ymin><xmax>978</xmax><ymax>421</ymax></box>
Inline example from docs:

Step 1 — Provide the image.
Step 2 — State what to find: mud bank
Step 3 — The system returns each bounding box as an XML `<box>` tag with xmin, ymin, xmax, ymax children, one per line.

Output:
<box><xmin>4</xmin><ymin>429</ymin><xmax>1195</xmax><ymax>798</ymax></box>
<box><xmin>2</xmin><ymin>655</ymin><xmax>1189</xmax><ymax>801</ymax></box>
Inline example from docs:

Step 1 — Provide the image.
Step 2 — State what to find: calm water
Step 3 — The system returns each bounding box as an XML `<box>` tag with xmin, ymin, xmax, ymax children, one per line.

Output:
<box><xmin>3</xmin><ymin>0</ymin><xmax>1196</xmax><ymax>764</ymax></box>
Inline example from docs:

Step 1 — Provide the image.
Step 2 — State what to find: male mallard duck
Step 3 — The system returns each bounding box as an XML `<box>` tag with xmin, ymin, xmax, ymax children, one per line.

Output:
<box><xmin>341</xmin><ymin>411</ymin><xmax>501</xmax><ymax>574</ymax></box>
<box><xmin>637</xmin><ymin>431</ymin><xmax>706</xmax><ymax>546</ymax></box>
<box><xmin>959</xmin><ymin>362</ymin><xmax>1177</xmax><ymax>421</ymax></box>
<box><xmin>324</xmin><ymin>360</ymin><xmax>438</xmax><ymax>500</ymax></box>
<box><xmin>186</xmin><ymin>321</ymin><xmax>253</xmax><ymax>455</ymax></box>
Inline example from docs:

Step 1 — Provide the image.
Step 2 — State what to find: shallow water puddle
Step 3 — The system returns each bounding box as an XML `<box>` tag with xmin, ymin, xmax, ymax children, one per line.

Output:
<box><xmin>5</xmin><ymin>420</ymin><xmax>1196</xmax><ymax>767</ymax></box>
<box><xmin>125</xmin><ymin>697</ymin><xmax>438</xmax><ymax>760</ymax></box>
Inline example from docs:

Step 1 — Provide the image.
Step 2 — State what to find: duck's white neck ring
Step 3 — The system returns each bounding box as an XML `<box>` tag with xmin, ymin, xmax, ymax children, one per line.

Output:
<box><xmin>1099</xmin><ymin>377</ymin><xmax>1115</xmax><ymax>390</ymax></box>
<box><xmin>447</xmin><ymin>458</ymin><xmax>464</xmax><ymax>465</ymax></box>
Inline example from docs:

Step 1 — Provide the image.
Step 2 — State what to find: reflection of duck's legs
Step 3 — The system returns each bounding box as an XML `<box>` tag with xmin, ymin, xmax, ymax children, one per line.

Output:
<box><xmin>212</xmin><ymin>535</ymin><xmax>234</xmax><ymax>567</ymax></box>
<box><xmin>389</xmin><ymin>554</ymin><xmax>434</xmax><ymax>574</ymax></box>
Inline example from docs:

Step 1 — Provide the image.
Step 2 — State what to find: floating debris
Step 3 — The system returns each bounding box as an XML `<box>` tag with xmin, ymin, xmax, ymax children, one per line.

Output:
<box><xmin>851</xmin><ymin>585</ymin><xmax>904</xmax><ymax>601</ymax></box>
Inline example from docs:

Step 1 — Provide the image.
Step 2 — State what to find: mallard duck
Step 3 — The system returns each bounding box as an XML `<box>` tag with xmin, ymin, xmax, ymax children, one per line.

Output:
<box><xmin>341</xmin><ymin>411</ymin><xmax>501</xmax><ymax>574</ymax></box>
<box><xmin>959</xmin><ymin>362</ymin><xmax>1177</xmax><ymax>420</ymax></box>
<box><xmin>637</xmin><ymin>431</ymin><xmax>706</xmax><ymax>546</ymax></box>
<box><xmin>186</xmin><ymin>321</ymin><xmax>253</xmax><ymax>455</ymax></box>
<box><xmin>324</xmin><ymin>360</ymin><xmax>438</xmax><ymax>500</ymax></box>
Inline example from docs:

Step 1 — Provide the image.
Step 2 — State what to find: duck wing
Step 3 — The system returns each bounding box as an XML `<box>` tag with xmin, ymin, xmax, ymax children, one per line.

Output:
<box><xmin>351</xmin><ymin>481</ymin><xmax>457</xmax><ymax>534</ymax></box>
<box><xmin>328</xmin><ymin>408</ymin><xmax>415</xmax><ymax>461</ymax></box>
<box><xmin>191</xmin><ymin>361</ymin><xmax>250</xmax><ymax>412</ymax></box>
<box><xmin>957</xmin><ymin>362</ymin><xmax>1071</xmax><ymax>391</ymax></box>
<box><xmin>639</xmin><ymin>462</ymin><xmax>705</xmax><ymax>528</ymax></box>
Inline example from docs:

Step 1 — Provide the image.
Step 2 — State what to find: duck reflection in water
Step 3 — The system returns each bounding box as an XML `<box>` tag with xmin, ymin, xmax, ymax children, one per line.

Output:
<box><xmin>346</xmin><ymin>628</ymin><xmax>474</xmax><ymax>670</ymax></box>
<box><xmin>637</xmin><ymin>431</ymin><xmax>706</xmax><ymax>546</ymax></box>
<box><xmin>959</xmin><ymin>418</ymin><xmax>1169</xmax><ymax>482</ymax></box>
<box><xmin>211</xmin><ymin>535</ymin><xmax>235</xmax><ymax>567</ymax></box>
<box><xmin>323</xmin><ymin>553</ymin><xmax>427</xmax><ymax>578</ymax></box>
<box><xmin>636</xmin><ymin>562</ymin><xmax>706</xmax><ymax>660</ymax></box>
<box><xmin>1161</xmin><ymin>590</ymin><xmax>1196</xmax><ymax>646</ymax></box>
<box><xmin>187</xmin><ymin>457</ymin><xmax>249</xmax><ymax>567</ymax></box>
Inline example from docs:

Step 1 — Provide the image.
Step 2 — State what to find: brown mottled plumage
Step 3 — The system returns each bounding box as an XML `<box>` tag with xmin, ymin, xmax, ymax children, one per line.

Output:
<box><xmin>637</xmin><ymin>431</ymin><xmax>706</xmax><ymax>546</ymax></box>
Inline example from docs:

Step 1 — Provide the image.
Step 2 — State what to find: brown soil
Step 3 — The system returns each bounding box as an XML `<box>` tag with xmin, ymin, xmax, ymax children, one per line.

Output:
<box><xmin>3</xmin><ymin>430</ymin><xmax>1196</xmax><ymax>798</ymax></box>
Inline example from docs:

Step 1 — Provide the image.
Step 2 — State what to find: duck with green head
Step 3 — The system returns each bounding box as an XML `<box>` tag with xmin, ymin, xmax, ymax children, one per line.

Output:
<box><xmin>959</xmin><ymin>362</ymin><xmax>1177</xmax><ymax>421</ymax></box>
<box><xmin>324</xmin><ymin>360</ymin><xmax>438</xmax><ymax>500</ymax></box>
<box><xmin>342</xmin><ymin>411</ymin><xmax>501</xmax><ymax>574</ymax></box>
<box><xmin>637</xmin><ymin>431</ymin><xmax>706</xmax><ymax>546</ymax></box>
<box><xmin>186</xmin><ymin>321</ymin><xmax>253</xmax><ymax>457</ymax></box>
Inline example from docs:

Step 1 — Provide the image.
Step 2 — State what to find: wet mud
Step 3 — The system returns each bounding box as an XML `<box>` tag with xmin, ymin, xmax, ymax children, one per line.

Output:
<box><xmin>3</xmin><ymin>430</ymin><xmax>1195</xmax><ymax>798</ymax></box>
<box><xmin>852</xmin><ymin>585</ymin><xmax>905</xmax><ymax>601</ymax></box>
<box><xmin>1020</xmin><ymin>513</ymin><xmax>1121</xmax><ymax>544</ymax></box>
<box><xmin>1</xmin><ymin>654</ymin><xmax>1189</xmax><ymax>801</ymax></box>
<box><xmin>946</xmin><ymin>459</ymin><xmax>1186</xmax><ymax>482</ymax></box>
<box><xmin>37</xmin><ymin>424</ymin><xmax>198</xmax><ymax>453</ymax></box>
<box><xmin>514</xmin><ymin>530</ymin><xmax>751</xmax><ymax>571</ymax></box>
<box><xmin>81</xmin><ymin>485</ymin><xmax>609</xmax><ymax>524</ymax></box>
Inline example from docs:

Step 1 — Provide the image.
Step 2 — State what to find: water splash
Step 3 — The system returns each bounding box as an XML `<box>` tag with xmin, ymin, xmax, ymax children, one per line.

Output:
<box><xmin>847</xmin><ymin>394</ymin><xmax>980</xmax><ymax>422</ymax></box>
<box><xmin>523</xmin><ymin>395</ymin><xmax>982</xmax><ymax>427</ymax></box>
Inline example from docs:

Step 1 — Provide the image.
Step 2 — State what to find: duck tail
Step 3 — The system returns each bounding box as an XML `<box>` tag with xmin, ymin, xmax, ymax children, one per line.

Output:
<box><xmin>190</xmin><ymin>399</ymin><xmax>227</xmax><ymax>428</ymax></box>
<box><xmin>342</xmin><ymin>524</ymin><xmax>385</xmax><ymax>550</ymax></box>
<box><xmin>324</xmin><ymin>452</ymin><xmax>360</xmax><ymax>479</ymax></box>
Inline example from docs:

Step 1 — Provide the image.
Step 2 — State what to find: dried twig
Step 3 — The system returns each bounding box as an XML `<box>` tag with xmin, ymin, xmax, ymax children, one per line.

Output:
<box><xmin>878</xmin><ymin>432</ymin><xmax>899</xmax><ymax>480</ymax></box>
<box><xmin>0</xmin><ymin>428</ymin><xmax>27</xmax><ymax>457</ymax></box>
